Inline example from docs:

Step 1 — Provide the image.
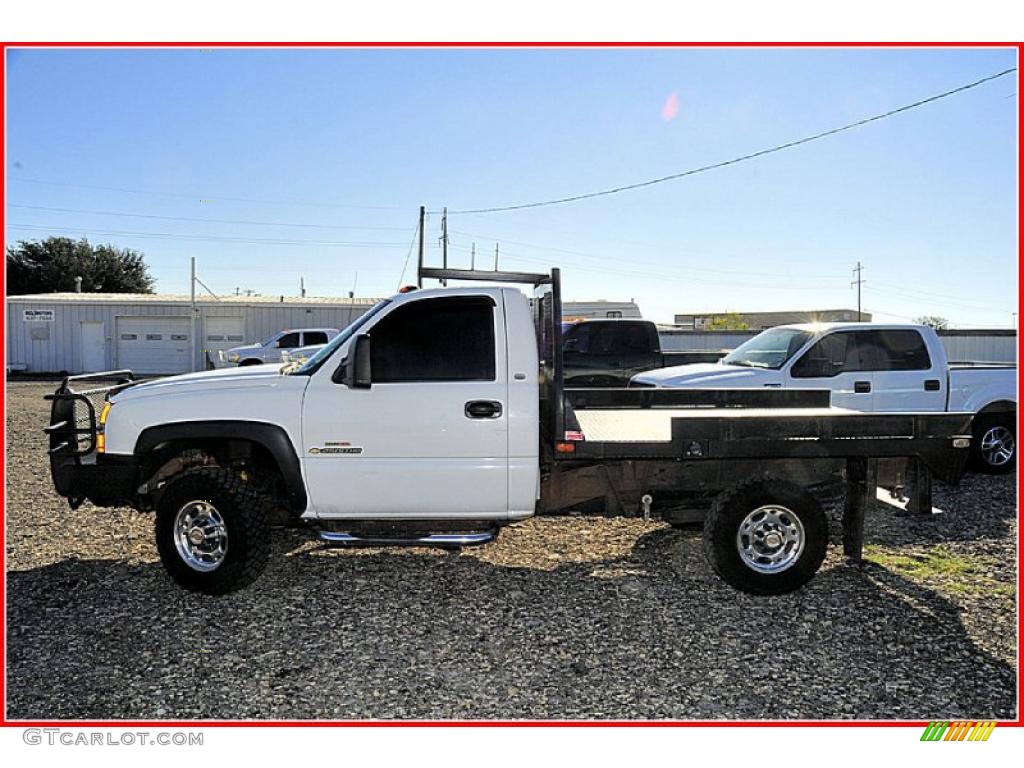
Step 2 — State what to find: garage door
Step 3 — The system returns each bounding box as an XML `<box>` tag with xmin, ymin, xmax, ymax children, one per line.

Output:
<box><xmin>116</xmin><ymin>316</ymin><xmax>192</xmax><ymax>374</ymax></box>
<box><xmin>203</xmin><ymin>316</ymin><xmax>246</xmax><ymax>367</ymax></box>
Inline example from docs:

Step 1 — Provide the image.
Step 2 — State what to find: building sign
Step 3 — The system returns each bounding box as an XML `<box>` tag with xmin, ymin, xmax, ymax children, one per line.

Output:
<box><xmin>23</xmin><ymin>309</ymin><xmax>55</xmax><ymax>322</ymax></box>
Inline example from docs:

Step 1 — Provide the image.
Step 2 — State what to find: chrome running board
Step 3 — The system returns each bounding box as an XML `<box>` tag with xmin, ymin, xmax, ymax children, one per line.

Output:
<box><xmin>317</xmin><ymin>530</ymin><xmax>497</xmax><ymax>548</ymax></box>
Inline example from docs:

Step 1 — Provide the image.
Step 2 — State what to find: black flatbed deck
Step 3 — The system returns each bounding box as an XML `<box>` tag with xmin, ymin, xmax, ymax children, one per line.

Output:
<box><xmin>554</xmin><ymin>386</ymin><xmax>971</xmax><ymax>485</ymax></box>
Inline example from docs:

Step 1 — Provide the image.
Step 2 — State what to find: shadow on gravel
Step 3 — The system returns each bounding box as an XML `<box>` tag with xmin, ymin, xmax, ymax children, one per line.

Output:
<box><xmin>6</xmin><ymin>525</ymin><xmax>1016</xmax><ymax>722</ymax></box>
<box><xmin>863</xmin><ymin>474</ymin><xmax>1018</xmax><ymax>546</ymax></box>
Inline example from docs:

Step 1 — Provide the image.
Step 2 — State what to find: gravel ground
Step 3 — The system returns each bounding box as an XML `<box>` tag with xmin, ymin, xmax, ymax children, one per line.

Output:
<box><xmin>5</xmin><ymin>381</ymin><xmax>1018</xmax><ymax>720</ymax></box>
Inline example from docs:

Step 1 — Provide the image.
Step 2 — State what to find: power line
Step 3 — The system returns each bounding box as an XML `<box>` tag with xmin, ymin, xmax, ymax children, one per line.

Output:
<box><xmin>448</xmin><ymin>67</ymin><xmax>1016</xmax><ymax>215</ymax></box>
<box><xmin>6</xmin><ymin>176</ymin><xmax>405</xmax><ymax>211</ymax></box>
<box><xmin>7</xmin><ymin>203</ymin><xmax>410</xmax><ymax>231</ymax></box>
<box><xmin>6</xmin><ymin>223</ymin><xmax>409</xmax><ymax>248</ymax></box>
<box><xmin>448</xmin><ymin>227</ymin><xmax>846</xmax><ymax>281</ymax></box>
<box><xmin>863</xmin><ymin>308</ymin><xmax>924</xmax><ymax>322</ymax></box>
<box><xmin>868</xmin><ymin>285</ymin><xmax>1012</xmax><ymax>315</ymax></box>
<box><xmin>397</xmin><ymin>216</ymin><xmax>423</xmax><ymax>288</ymax></box>
<box><xmin>870</xmin><ymin>281</ymin><xmax>1013</xmax><ymax>310</ymax></box>
<box><xmin>446</xmin><ymin>244</ymin><xmax>842</xmax><ymax>292</ymax></box>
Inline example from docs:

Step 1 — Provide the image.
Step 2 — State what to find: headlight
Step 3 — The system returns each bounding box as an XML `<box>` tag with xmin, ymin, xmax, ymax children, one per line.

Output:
<box><xmin>97</xmin><ymin>402</ymin><xmax>112</xmax><ymax>453</ymax></box>
<box><xmin>228</xmin><ymin>352</ymin><xmax>241</xmax><ymax>362</ymax></box>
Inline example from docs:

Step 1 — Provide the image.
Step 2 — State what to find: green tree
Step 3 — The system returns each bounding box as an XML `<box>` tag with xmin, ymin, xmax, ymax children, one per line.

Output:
<box><xmin>915</xmin><ymin>315</ymin><xmax>949</xmax><ymax>330</ymax></box>
<box><xmin>6</xmin><ymin>237</ymin><xmax>155</xmax><ymax>295</ymax></box>
<box><xmin>707</xmin><ymin>312</ymin><xmax>750</xmax><ymax>330</ymax></box>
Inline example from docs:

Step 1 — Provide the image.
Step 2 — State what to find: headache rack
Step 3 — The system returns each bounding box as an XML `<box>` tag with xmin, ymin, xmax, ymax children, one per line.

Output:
<box><xmin>418</xmin><ymin>262</ymin><xmax>569</xmax><ymax>451</ymax></box>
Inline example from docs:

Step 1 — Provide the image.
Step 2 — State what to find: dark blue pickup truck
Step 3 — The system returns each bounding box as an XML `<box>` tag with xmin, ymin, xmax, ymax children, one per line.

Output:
<box><xmin>562</xmin><ymin>319</ymin><xmax>722</xmax><ymax>387</ymax></box>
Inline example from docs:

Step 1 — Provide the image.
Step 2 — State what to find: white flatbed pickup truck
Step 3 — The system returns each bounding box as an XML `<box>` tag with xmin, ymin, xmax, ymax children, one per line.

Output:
<box><xmin>46</xmin><ymin>267</ymin><xmax>972</xmax><ymax>597</ymax></box>
<box><xmin>632</xmin><ymin>323</ymin><xmax>1016</xmax><ymax>474</ymax></box>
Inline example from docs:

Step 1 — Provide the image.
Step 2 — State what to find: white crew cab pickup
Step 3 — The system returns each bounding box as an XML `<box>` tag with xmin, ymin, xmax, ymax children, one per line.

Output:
<box><xmin>631</xmin><ymin>323</ymin><xmax>1016</xmax><ymax>474</ymax></box>
<box><xmin>46</xmin><ymin>268</ymin><xmax>974</xmax><ymax>597</ymax></box>
<box><xmin>220</xmin><ymin>327</ymin><xmax>340</xmax><ymax>366</ymax></box>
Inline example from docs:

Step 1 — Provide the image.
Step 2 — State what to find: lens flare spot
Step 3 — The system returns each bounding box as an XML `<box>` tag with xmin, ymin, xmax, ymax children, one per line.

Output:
<box><xmin>661</xmin><ymin>92</ymin><xmax>679</xmax><ymax>122</ymax></box>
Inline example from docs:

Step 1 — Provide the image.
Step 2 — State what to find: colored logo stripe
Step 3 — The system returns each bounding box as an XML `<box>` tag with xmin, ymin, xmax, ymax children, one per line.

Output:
<box><xmin>921</xmin><ymin>721</ymin><xmax>996</xmax><ymax>742</ymax></box>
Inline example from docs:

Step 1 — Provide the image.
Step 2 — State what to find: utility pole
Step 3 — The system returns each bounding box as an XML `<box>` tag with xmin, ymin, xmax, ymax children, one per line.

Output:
<box><xmin>851</xmin><ymin>261</ymin><xmax>865</xmax><ymax>322</ymax></box>
<box><xmin>470</xmin><ymin>242</ymin><xmax>476</xmax><ymax>270</ymax></box>
<box><xmin>300</xmin><ymin>276</ymin><xmax>306</xmax><ymax>298</ymax></box>
<box><xmin>494</xmin><ymin>242</ymin><xmax>499</xmax><ymax>271</ymax></box>
<box><xmin>189</xmin><ymin>256</ymin><xmax>197</xmax><ymax>373</ymax></box>
<box><xmin>440</xmin><ymin>207</ymin><xmax>449</xmax><ymax>286</ymax></box>
<box><xmin>416</xmin><ymin>205</ymin><xmax>425</xmax><ymax>288</ymax></box>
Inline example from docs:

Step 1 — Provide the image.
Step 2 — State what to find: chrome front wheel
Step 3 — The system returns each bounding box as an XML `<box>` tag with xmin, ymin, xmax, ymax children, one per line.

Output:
<box><xmin>173</xmin><ymin>500</ymin><xmax>229</xmax><ymax>572</ymax></box>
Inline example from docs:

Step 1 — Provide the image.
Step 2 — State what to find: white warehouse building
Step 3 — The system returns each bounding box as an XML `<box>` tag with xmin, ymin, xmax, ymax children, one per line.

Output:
<box><xmin>6</xmin><ymin>293</ymin><xmax>381</xmax><ymax>375</ymax></box>
<box><xmin>6</xmin><ymin>293</ymin><xmax>648</xmax><ymax>375</ymax></box>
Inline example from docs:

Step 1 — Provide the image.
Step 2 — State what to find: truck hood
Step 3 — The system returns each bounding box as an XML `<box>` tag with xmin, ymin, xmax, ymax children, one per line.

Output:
<box><xmin>112</xmin><ymin>365</ymin><xmax>289</xmax><ymax>402</ymax></box>
<box><xmin>631</xmin><ymin>362</ymin><xmax>781</xmax><ymax>388</ymax></box>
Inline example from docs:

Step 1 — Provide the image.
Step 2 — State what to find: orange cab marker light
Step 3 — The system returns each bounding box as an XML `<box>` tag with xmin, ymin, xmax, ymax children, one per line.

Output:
<box><xmin>398</xmin><ymin>285</ymin><xmax>418</xmax><ymax>293</ymax></box>
<box><xmin>96</xmin><ymin>434</ymin><xmax>106</xmax><ymax>453</ymax></box>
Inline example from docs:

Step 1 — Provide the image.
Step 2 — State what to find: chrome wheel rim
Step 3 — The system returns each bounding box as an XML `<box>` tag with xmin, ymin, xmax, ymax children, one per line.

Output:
<box><xmin>981</xmin><ymin>426</ymin><xmax>1015</xmax><ymax>467</ymax></box>
<box><xmin>736</xmin><ymin>504</ymin><xmax>805</xmax><ymax>574</ymax></box>
<box><xmin>174</xmin><ymin>500</ymin><xmax>228</xmax><ymax>572</ymax></box>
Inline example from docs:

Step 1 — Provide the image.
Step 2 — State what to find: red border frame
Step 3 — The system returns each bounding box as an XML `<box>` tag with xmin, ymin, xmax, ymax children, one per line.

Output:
<box><xmin>0</xmin><ymin>40</ymin><xmax>1020</xmax><ymax>730</ymax></box>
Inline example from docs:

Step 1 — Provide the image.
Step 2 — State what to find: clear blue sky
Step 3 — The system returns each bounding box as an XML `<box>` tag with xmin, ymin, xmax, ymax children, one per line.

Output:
<box><xmin>5</xmin><ymin>46</ymin><xmax>1018</xmax><ymax>326</ymax></box>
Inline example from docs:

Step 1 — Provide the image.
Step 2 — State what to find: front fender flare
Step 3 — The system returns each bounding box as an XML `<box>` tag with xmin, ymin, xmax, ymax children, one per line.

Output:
<box><xmin>134</xmin><ymin>421</ymin><xmax>307</xmax><ymax>512</ymax></box>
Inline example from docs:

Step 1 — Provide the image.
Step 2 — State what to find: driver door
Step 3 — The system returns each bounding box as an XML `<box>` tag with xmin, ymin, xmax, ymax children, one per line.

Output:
<box><xmin>788</xmin><ymin>330</ymin><xmax>875</xmax><ymax>410</ymax></box>
<box><xmin>300</xmin><ymin>293</ymin><xmax>509</xmax><ymax>519</ymax></box>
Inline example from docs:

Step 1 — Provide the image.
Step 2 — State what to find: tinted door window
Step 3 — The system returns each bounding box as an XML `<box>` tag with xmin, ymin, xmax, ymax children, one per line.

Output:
<box><xmin>592</xmin><ymin>324</ymin><xmax>651</xmax><ymax>356</ymax></box>
<box><xmin>563</xmin><ymin>323</ymin><xmax>590</xmax><ymax>353</ymax></box>
<box><xmin>370</xmin><ymin>297</ymin><xmax>496</xmax><ymax>382</ymax></box>
<box><xmin>860</xmin><ymin>330</ymin><xmax>931</xmax><ymax>370</ymax></box>
<box><xmin>565</xmin><ymin>323</ymin><xmax>651</xmax><ymax>355</ymax></box>
<box><xmin>277</xmin><ymin>332</ymin><xmax>301</xmax><ymax>348</ymax></box>
<box><xmin>792</xmin><ymin>332</ymin><xmax>860</xmax><ymax>378</ymax></box>
<box><xmin>303</xmin><ymin>331</ymin><xmax>329</xmax><ymax>346</ymax></box>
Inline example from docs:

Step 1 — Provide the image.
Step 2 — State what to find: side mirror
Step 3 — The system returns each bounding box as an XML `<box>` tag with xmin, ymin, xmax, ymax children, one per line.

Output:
<box><xmin>334</xmin><ymin>334</ymin><xmax>372</xmax><ymax>388</ymax></box>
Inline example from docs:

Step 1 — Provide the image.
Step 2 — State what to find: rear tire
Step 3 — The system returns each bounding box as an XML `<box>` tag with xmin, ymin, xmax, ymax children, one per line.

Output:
<box><xmin>970</xmin><ymin>414</ymin><xmax>1016</xmax><ymax>475</ymax></box>
<box><xmin>703</xmin><ymin>479</ymin><xmax>828</xmax><ymax>595</ymax></box>
<box><xmin>155</xmin><ymin>466</ymin><xmax>270</xmax><ymax>594</ymax></box>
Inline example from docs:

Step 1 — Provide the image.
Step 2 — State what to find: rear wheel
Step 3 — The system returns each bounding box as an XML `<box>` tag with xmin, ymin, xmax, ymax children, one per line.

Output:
<box><xmin>703</xmin><ymin>479</ymin><xmax>828</xmax><ymax>595</ymax></box>
<box><xmin>971</xmin><ymin>414</ymin><xmax>1016</xmax><ymax>475</ymax></box>
<box><xmin>155</xmin><ymin>466</ymin><xmax>270</xmax><ymax>594</ymax></box>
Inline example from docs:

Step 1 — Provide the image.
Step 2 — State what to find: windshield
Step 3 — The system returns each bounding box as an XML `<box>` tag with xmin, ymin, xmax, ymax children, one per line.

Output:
<box><xmin>287</xmin><ymin>300</ymin><xmax>391</xmax><ymax>375</ymax></box>
<box><xmin>721</xmin><ymin>328</ymin><xmax>813</xmax><ymax>370</ymax></box>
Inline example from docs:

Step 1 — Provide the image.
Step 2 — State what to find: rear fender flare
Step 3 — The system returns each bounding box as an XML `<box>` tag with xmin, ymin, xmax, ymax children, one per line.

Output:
<box><xmin>975</xmin><ymin>399</ymin><xmax>1016</xmax><ymax>419</ymax></box>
